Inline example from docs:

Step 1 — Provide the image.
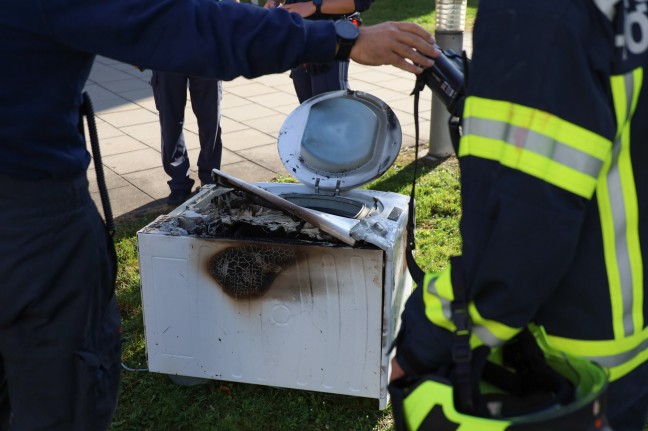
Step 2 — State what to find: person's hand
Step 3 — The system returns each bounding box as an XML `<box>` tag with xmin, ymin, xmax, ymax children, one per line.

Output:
<box><xmin>351</xmin><ymin>22</ymin><xmax>439</xmax><ymax>74</ymax></box>
<box><xmin>264</xmin><ymin>0</ymin><xmax>280</xmax><ymax>9</ymax></box>
<box><xmin>281</xmin><ymin>2</ymin><xmax>315</xmax><ymax>17</ymax></box>
<box><xmin>390</xmin><ymin>357</ymin><xmax>406</xmax><ymax>382</ymax></box>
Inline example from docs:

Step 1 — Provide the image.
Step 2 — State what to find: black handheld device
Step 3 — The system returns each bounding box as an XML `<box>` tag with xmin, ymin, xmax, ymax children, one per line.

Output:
<box><xmin>412</xmin><ymin>47</ymin><xmax>467</xmax><ymax>153</ymax></box>
<box><xmin>419</xmin><ymin>47</ymin><xmax>466</xmax><ymax>116</ymax></box>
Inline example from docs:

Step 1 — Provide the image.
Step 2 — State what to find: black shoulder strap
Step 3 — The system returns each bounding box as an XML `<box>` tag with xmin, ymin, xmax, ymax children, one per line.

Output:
<box><xmin>405</xmin><ymin>78</ymin><xmax>427</xmax><ymax>288</ymax></box>
<box><xmin>448</xmin><ymin>257</ymin><xmax>476</xmax><ymax>413</ymax></box>
<box><xmin>81</xmin><ymin>92</ymin><xmax>115</xmax><ymax>237</ymax></box>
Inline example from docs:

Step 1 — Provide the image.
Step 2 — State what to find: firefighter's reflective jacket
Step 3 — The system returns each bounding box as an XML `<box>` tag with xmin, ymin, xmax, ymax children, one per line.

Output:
<box><xmin>395</xmin><ymin>0</ymin><xmax>648</xmax><ymax>400</ymax></box>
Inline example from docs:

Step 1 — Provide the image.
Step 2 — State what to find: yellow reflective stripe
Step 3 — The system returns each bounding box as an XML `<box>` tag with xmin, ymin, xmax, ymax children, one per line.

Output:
<box><xmin>460</xmin><ymin>97</ymin><xmax>612</xmax><ymax>198</ymax></box>
<box><xmin>547</xmin><ymin>327</ymin><xmax>648</xmax><ymax>356</ymax></box>
<box><xmin>423</xmin><ymin>268</ymin><xmax>522</xmax><ymax>346</ymax></box>
<box><xmin>402</xmin><ymin>381</ymin><xmax>453</xmax><ymax>430</ymax></box>
<box><xmin>423</xmin><ymin>270</ymin><xmax>455</xmax><ymax>332</ymax></box>
<box><xmin>403</xmin><ymin>380</ymin><xmax>511</xmax><ymax>430</ymax></box>
<box><xmin>460</xmin><ymin>135</ymin><xmax>598</xmax><ymax>198</ymax></box>
<box><xmin>547</xmin><ymin>326</ymin><xmax>648</xmax><ymax>381</ymax></box>
<box><xmin>421</xmin><ymin>270</ymin><xmax>493</xmax><ymax>350</ymax></box>
<box><xmin>469</xmin><ymin>333</ymin><xmax>485</xmax><ymax>350</ymax></box>
<box><xmin>597</xmin><ymin>156</ymin><xmax>622</xmax><ymax>336</ymax></box>
<box><xmin>462</xmin><ymin>97</ymin><xmax>611</xmax><ymax>160</ymax></box>
<box><xmin>610</xmin><ymin>73</ymin><xmax>628</xmax><ymax>133</ymax></box>
<box><xmin>551</xmin><ymin>69</ymin><xmax>645</xmax><ymax>381</ymax></box>
<box><xmin>628</xmin><ymin>68</ymin><xmax>644</xmax><ymax>332</ymax></box>
<box><xmin>611</xmin><ymin>348</ymin><xmax>648</xmax><ymax>381</ymax></box>
<box><xmin>468</xmin><ymin>302</ymin><xmax>521</xmax><ymax>348</ymax></box>
<box><xmin>462</xmin><ymin>116</ymin><xmax>606</xmax><ymax>179</ymax></box>
<box><xmin>600</xmin><ymin>69</ymin><xmax>644</xmax><ymax>338</ymax></box>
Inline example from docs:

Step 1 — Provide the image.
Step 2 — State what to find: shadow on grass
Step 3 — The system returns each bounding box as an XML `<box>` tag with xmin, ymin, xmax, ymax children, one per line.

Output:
<box><xmin>368</xmin><ymin>150</ymin><xmax>452</xmax><ymax>194</ymax></box>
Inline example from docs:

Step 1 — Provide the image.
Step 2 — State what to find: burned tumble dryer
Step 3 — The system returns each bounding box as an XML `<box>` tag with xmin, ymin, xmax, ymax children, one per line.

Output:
<box><xmin>137</xmin><ymin>90</ymin><xmax>414</xmax><ymax>409</ymax></box>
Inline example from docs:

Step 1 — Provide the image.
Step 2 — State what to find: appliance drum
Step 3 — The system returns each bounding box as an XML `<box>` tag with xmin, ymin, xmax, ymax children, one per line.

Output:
<box><xmin>279</xmin><ymin>193</ymin><xmax>381</xmax><ymax>219</ymax></box>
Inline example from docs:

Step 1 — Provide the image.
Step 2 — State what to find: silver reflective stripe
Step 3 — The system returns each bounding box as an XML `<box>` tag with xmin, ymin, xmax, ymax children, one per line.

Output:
<box><xmin>593</xmin><ymin>0</ymin><xmax>620</xmax><ymax>20</ymax></box>
<box><xmin>608</xmin><ymin>141</ymin><xmax>635</xmax><ymax>335</ymax></box>
<box><xmin>463</xmin><ymin>117</ymin><xmax>604</xmax><ymax>178</ymax></box>
<box><xmin>607</xmin><ymin>72</ymin><xmax>637</xmax><ymax>336</ymax></box>
<box><xmin>587</xmin><ymin>337</ymin><xmax>648</xmax><ymax>368</ymax></box>
<box><xmin>472</xmin><ymin>325</ymin><xmax>506</xmax><ymax>348</ymax></box>
<box><xmin>427</xmin><ymin>278</ymin><xmax>453</xmax><ymax>323</ymax></box>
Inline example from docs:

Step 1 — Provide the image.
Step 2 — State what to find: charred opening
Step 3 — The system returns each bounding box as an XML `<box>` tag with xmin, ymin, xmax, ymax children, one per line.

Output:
<box><xmin>206</xmin><ymin>244</ymin><xmax>299</xmax><ymax>299</ymax></box>
<box><xmin>279</xmin><ymin>193</ymin><xmax>379</xmax><ymax>219</ymax></box>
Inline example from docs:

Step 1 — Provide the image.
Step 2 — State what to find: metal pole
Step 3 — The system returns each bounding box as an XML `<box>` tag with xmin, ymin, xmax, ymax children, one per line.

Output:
<box><xmin>426</xmin><ymin>0</ymin><xmax>467</xmax><ymax>161</ymax></box>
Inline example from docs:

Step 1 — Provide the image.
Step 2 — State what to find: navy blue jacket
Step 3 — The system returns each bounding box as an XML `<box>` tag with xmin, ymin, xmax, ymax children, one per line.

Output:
<box><xmin>0</xmin><ymin>0</ymin><xmax>335</xmax><ymax>180</ymax></box>
<box><xmin>396</xmin><ymin>0</ymin><xmax>648</xmax><ymax>388</ymax></box>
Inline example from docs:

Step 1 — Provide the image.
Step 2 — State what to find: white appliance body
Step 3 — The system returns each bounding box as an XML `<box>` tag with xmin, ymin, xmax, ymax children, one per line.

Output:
<box><xmin>138</xmin><ymin>184</ymin><xmax>413</xmax><ymax>409</ymax></box>
<box><xmin>138</xmin><ymin>90</ymin><xmax>414</xmax><ymax>409</ymax></box>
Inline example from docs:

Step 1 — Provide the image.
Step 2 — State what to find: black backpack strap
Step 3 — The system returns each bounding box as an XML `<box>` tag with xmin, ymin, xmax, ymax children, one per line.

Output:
<box><xmin>81</xmin><ymin>92</ymin><xmax>115</xmax><ymax>237</ymax></box>
<box><xmin>404</xmin><ymin>76</ymin><xmax>428</xmax><ymax>288</ymax></box>
<box><xmin>448</xmin><ymin>257</ymin><xmax>475</xmax><ymax>413</ymax></box>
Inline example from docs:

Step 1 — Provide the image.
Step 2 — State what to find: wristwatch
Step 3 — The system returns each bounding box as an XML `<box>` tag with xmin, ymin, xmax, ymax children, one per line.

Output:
<box><xmin>334</xmin><ymin>19</ymin><xmax>360</xmax><ymax>61</ymax></box>
<box><xmin>313</xmin><ymin>0</ymin><xmax>322</xmax><ymax>15</ymax></box>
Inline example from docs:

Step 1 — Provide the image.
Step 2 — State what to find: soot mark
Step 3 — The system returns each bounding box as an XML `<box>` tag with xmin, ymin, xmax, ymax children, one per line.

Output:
<box><xmin>207</xmin><ymin>244</ymin><xmax>297</xmax><ymax>299</ymax></box>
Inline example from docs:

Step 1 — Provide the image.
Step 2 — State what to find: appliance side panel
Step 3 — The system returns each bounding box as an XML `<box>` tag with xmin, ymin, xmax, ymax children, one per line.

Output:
<box><xmin>379</xmin><ymin>227</ymin><xmax>414</xmax><ymax>409</ymax></box>
<box><xmin>346</xmin><ymin>255</ymin><xmax>375</xmax><ymax>392</ymax></box>
<box><xmin>138</xmin><ymin>235</ymin><xmax>199</xmax><ymax>374</ymax></box>
<box><xmin>139</xmin><ymin>234</ymin><xmax>386</xmax><ymax>399</ymax></box>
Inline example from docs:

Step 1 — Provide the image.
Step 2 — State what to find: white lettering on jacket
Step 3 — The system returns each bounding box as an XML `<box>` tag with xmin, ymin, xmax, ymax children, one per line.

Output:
<box><xmin>625</xmin><ymin>0</ymin><xmax>648</xmax><ymax>55</ymax></box>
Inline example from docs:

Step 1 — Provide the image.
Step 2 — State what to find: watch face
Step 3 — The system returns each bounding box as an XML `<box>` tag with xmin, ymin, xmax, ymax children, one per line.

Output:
<box><xmin>335</xmin><ymin>20</ymin><xmax>360</xmax><ymax>40</ymax></box>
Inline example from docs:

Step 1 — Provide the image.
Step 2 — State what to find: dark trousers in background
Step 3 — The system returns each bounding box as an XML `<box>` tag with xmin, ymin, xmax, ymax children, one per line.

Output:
<box><xmin>151</xmin><ymin>71</ymin><xmax>223</xmax><ymax>192</ymax></box>
<box><xmin>290</xmin><ymin>60</ymin><xmax>350</xmax><ymax>104</ymax></box>
<box><xmin>0</xmin><ymin>175</ymin><xmax>121</xmax><ymax>431</ymax></box>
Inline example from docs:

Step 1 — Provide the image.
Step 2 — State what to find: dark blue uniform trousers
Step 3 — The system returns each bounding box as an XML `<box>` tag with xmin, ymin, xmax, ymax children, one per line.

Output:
<box><xmin>0</xmin><ymin>175</ymin><xmax>121</xmax><ymax>431</ymax></box>
<box><xmin>151</xmin><ymin>72</ymin><xmax>223</xmax><ymax>192</ymax></box>
<box><xmin>289</xmin><ymin>60</ymin><xmax>350</xmax><ymax>104</ymax></box>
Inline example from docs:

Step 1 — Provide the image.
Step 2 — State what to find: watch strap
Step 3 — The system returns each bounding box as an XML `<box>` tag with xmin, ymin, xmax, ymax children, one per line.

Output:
<box><xmin>334</xmin><ymin>40</ymin><xmax>353</xmax><ymax>61</ymax></box>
